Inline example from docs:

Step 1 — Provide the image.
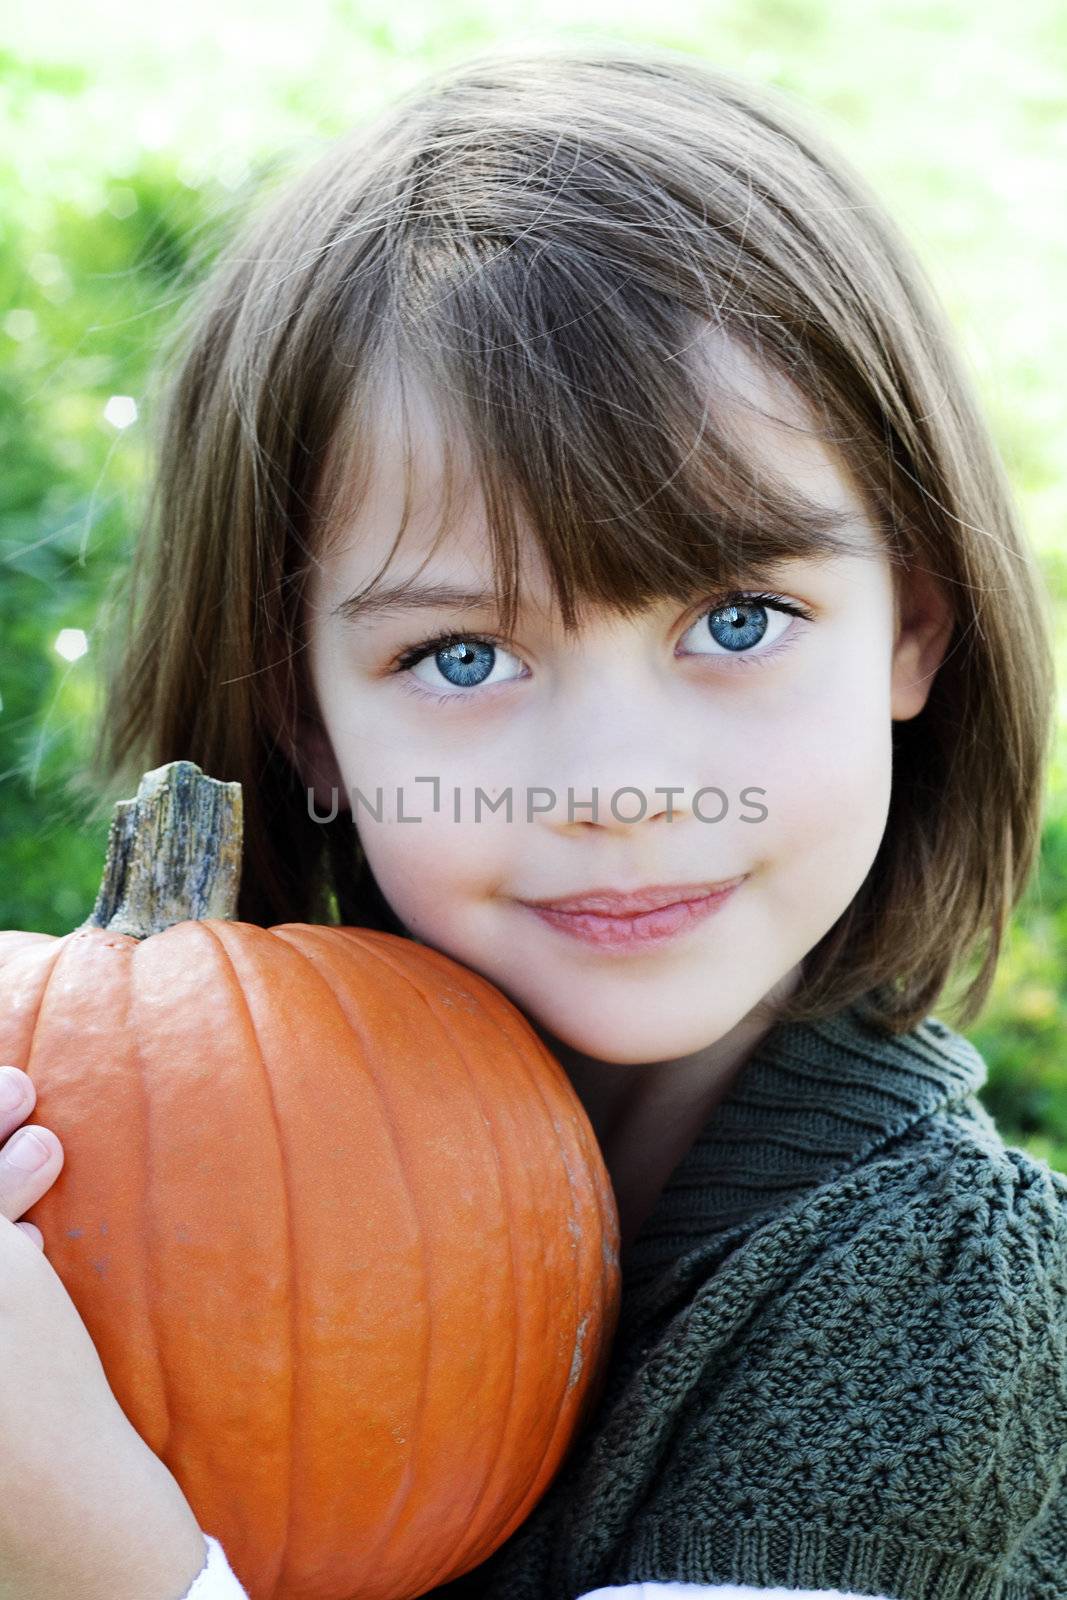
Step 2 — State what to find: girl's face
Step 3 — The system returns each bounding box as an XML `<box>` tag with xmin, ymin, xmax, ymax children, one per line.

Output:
<box><xmin>295</xmin><ymin>340</ymin><xmax>952</xmax><ymax>1065</ymax></box>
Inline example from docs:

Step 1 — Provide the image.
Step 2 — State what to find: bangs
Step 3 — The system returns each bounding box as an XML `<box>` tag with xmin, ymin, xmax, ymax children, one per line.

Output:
<box><xmin>313</xmin><ymin>246</ymin><xmax>879</xmax><ymax>640</ymax></box>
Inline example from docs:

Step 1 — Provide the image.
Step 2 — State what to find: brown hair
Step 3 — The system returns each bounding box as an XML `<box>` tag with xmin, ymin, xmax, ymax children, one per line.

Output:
<box><xmin>85</xmin><ymin>39</ymin><xmax>1056</xmax><ymax>1035</ymax></box>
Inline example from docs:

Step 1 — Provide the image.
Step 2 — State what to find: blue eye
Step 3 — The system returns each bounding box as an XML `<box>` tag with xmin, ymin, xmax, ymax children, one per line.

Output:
<box><xmin>393</xmin><ymin>634</ymin><xmax>526</xmax><ymax>704</ymax></box>
<box><xmin>389</xmin><ymin>589</ymin><xmax>813</xmax><ymax>706</ymax></box>
<box><xmin>680</xmin><ymin>591</ymin><xmax>811</xmax><ymax>662</ymax></box>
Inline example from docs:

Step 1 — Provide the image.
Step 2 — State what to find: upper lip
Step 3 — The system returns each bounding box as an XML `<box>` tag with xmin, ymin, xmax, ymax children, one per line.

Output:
<box><xmin>521</xmin><ymin>877</ymin><xmax>746</xmax><ymax>916</ymax></box>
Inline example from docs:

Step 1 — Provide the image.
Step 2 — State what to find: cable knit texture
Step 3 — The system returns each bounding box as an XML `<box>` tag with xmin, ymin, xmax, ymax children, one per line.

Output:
<box><xmin>428</xmin><ymin>998</ymin><xmax>1067</xmax><ymax>1600</ymax></box>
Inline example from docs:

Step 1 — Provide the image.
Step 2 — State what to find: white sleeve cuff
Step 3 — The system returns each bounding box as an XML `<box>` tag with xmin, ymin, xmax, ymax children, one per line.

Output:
<box><xmin>181</xmin><ymin>1534</ymin><xmax>251</xmax><ymax>1599</ymax></box>
<box><xmin>177</xmin><ymin>1542</ymin><xmax>892</xmax><ymax>1600</ymax></box>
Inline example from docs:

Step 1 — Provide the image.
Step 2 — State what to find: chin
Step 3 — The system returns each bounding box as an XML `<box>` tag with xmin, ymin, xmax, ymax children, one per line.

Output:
<box><xmin>534</xmin><ymin>1005</ymin><xmax>735</xmax><ymax>1066</ymax></box>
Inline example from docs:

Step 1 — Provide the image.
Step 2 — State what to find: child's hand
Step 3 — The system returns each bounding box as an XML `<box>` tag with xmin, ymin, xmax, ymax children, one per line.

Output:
<box><xmin>0</xmin><ymin>1065</ymin><xmax>209</xmax><ymax>1600</ymax></box>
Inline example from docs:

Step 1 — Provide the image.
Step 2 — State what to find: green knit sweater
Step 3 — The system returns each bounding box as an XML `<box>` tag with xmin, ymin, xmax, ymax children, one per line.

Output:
<box><xmin>432</xmin><ymin>999</ymin><xmax>1067</xmax><ymax>1600</ymax></box>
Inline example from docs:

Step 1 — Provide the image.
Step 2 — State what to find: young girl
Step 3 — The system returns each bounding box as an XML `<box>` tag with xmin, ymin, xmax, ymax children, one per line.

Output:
<box><xmin>4</xmin><ymin>37</ymin><xmax>1065</xmax><ymax>1600</ymax></box>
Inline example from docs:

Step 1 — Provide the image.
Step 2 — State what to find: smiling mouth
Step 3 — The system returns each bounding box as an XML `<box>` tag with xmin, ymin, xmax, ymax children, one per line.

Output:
<box><xmin>520</xmin><ymin>876</ymin><xmax>747</xmax><ymax>917</ymax></box>
<box><xmin>520</xmin><ymin>878</ymin><xmax>745</xmax><ymax>952</ymax></box>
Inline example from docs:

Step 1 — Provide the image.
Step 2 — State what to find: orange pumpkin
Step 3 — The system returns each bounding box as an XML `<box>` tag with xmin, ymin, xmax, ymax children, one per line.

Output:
<box><xmin>0</xmin><ymin>761</ymin><xmax>620</xmax><ymax>1600</ymax></box>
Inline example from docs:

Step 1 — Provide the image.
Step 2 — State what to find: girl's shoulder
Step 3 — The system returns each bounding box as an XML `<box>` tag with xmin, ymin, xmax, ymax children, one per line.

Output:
<box><xmin>457</xmin><ymin>1018</ymin><xmax>1067</xmax><ymax>1600</ymax></box>
<box><xmin>622</xmin><ymin>1000</ymin><xmax>1066</xmax><ymax>1313</ymax></box>
<box><xmin>603</xmin><ymin>1118</ymin><xmax>1067</xmax><ymax>1597</ymax></box>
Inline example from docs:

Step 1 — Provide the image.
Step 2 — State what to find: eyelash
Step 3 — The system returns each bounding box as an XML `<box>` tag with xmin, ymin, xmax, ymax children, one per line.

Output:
<box><xmin>389</xmin><ymin>590</ymin><xmax>815</xmax><ymax>706</ymax></box>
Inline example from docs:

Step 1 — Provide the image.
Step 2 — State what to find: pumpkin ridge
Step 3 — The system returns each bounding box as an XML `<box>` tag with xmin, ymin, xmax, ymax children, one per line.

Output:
<box><xmin>343</xmin><ymin>934</ymin><xmax>528</xmax><ymax>1584</ymax></box>
<box><xmin>197</xmin><ymin>918</ymin><xmax>296</xmax><ymax>1597</ymax></box>
<box><xmin>264</xmin><ymin>924</ymin><xmax>459</xmax><ymax>1582</ymax></box>
<box><xmin>431</xmin><ymin>955</ymin><xmax>623</xmax><ymax>1533</ymax></box>
<box><xmin>443</xmin><ymin>972</ymin><xmax>599</xmax><ymax>1550</ymax></box>
<box><xmin>291</xmin><ymin>926</ymin><xmax>594</xmax><ymax>1572</ymax></box>
<box><xmin>129</xmin><ymin>930</ymin><xmax>177</xmax><ymax>1460</ymax></box>
<box><xmin>482</xmin><ymin>993</ymin><xmax>622</xmax><ymax>1419</ymax></box>
<box><xmin>23</xmin><ymin>930</ymin><xmax>83</xmax><ymax>1072</ymax></box>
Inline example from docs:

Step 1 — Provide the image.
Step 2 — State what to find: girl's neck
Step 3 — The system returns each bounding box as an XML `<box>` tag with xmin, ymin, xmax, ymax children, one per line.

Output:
<box><xmin>529</xmin><ymin>969</ymin><xmax>800</xmax><ymax>1250</ymax></box>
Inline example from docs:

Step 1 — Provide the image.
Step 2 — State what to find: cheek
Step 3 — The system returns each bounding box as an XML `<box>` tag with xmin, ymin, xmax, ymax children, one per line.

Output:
<box><xmin>758</xmin><ymin>658</ymin><xmax>894</xmax><ymax>901</ymax></box>
<box><xmin>770</xmin><ymin>715</ymin><xmax>891</xmax><ymax>836</ymax></box>
<box><xmin>353</xmin><ymin>813</ymin><xmax>492</xmax><ymax>942</ymax></box>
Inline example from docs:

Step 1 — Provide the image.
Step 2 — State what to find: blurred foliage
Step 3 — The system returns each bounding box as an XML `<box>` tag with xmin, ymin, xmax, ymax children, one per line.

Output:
<box><xmin>2</xmin><ymin>1</ymin><xmax>1067</xmax><ymax>1170</ymax></box>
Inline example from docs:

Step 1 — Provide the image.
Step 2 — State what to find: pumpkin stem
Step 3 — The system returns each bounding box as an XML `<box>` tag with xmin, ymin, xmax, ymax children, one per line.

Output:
<box><xmin>80</xmin><ymin>761</ymin><xmax>243</xmax><ymax>938</ymax></box>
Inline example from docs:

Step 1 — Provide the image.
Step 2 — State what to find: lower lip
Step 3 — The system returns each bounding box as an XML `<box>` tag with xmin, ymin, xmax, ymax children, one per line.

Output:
<box><xmin>522</xmin><ymin>881</ymin><xmax>743</xmax><ymax>953</ymax></box>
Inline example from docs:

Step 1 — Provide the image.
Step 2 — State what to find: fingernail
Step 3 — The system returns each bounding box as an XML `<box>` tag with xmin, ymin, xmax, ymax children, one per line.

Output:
<box><xmin>4</xmin><ymin>1130</ymin><xmax>49</xmax><ymax>1171</ymax></box>
<box><xmin>0</xmin><ymin>1069</ymin><xmax>25</xmax><ymax>1113</ymax></box>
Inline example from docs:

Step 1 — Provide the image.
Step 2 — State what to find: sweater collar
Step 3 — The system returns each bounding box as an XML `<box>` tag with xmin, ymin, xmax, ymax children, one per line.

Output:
<box><xmin>618</xmin><ymin>997</ymin><xmax>989</xmax><ymax>1298</ymax></box>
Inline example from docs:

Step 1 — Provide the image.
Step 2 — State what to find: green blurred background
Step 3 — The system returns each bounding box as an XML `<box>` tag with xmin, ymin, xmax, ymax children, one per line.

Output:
<box><xmin>3</xmin><ymin>2</ymin><xmax>1066</xmax><ymax>1167</ymax></box>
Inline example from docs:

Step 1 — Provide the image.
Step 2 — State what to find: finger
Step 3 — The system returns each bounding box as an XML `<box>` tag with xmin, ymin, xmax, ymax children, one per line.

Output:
<box><xmin>14</xmin><ymin>1221</ymin><xmax>43</xmax><ymax>1249</ymax></box>
<box><xmin>0</xmin><ymin>1123</ymin><xmax>63</xmax><ymax>1224</ymax></box>
<box><xmin>0</xmin><ymin>1066</ymin><xmax>37</xmax><ymax>1144</ymax></box>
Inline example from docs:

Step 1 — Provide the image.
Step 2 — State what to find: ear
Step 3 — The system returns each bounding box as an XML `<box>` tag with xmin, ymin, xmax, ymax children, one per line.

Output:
<box><xmin>890</xmin><ymin>562</ymin><xmax>956</xmax><ymax>722</ymax></box>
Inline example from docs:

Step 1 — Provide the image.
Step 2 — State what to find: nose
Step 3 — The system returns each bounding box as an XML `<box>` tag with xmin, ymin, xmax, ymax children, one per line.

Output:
<box><xmin>551</xmin><ymin>771</ymin><xmax>690</xmax><ymax>834</ymax></box>
<box><xmin>536</xmin><ymin>672</ymin><xmax>702</xmax><ymax>836</ymax></box>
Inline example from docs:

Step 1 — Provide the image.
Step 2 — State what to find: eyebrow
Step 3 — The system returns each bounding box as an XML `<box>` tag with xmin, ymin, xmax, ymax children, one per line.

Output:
<box><xmin>332</xmin><ymin>581</ymin><xmax>504</xmax><ymax>625</ymax></box>
<box><xmin>331</xmin><ymin>526</ymin><xmax>876</xmax><ymax>627</ymax></box>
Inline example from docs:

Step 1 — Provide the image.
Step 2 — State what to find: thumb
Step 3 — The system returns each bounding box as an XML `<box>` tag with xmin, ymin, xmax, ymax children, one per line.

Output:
<box><xmin>14</xmin><ymin>1221</ymin><xmax>43</xmax><ymax>1250</ymax></box>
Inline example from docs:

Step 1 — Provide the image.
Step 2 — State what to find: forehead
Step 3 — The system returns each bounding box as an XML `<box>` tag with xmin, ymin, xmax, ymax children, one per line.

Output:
<box><xmin>334</xmin><ymin>366</ymin><xmax>544</xmax><ymax>600</ymax></box>
<box><xmin>316</xmin><ymin>325</ymin><xmax>876</xmax><ymax>618</ymax></box>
